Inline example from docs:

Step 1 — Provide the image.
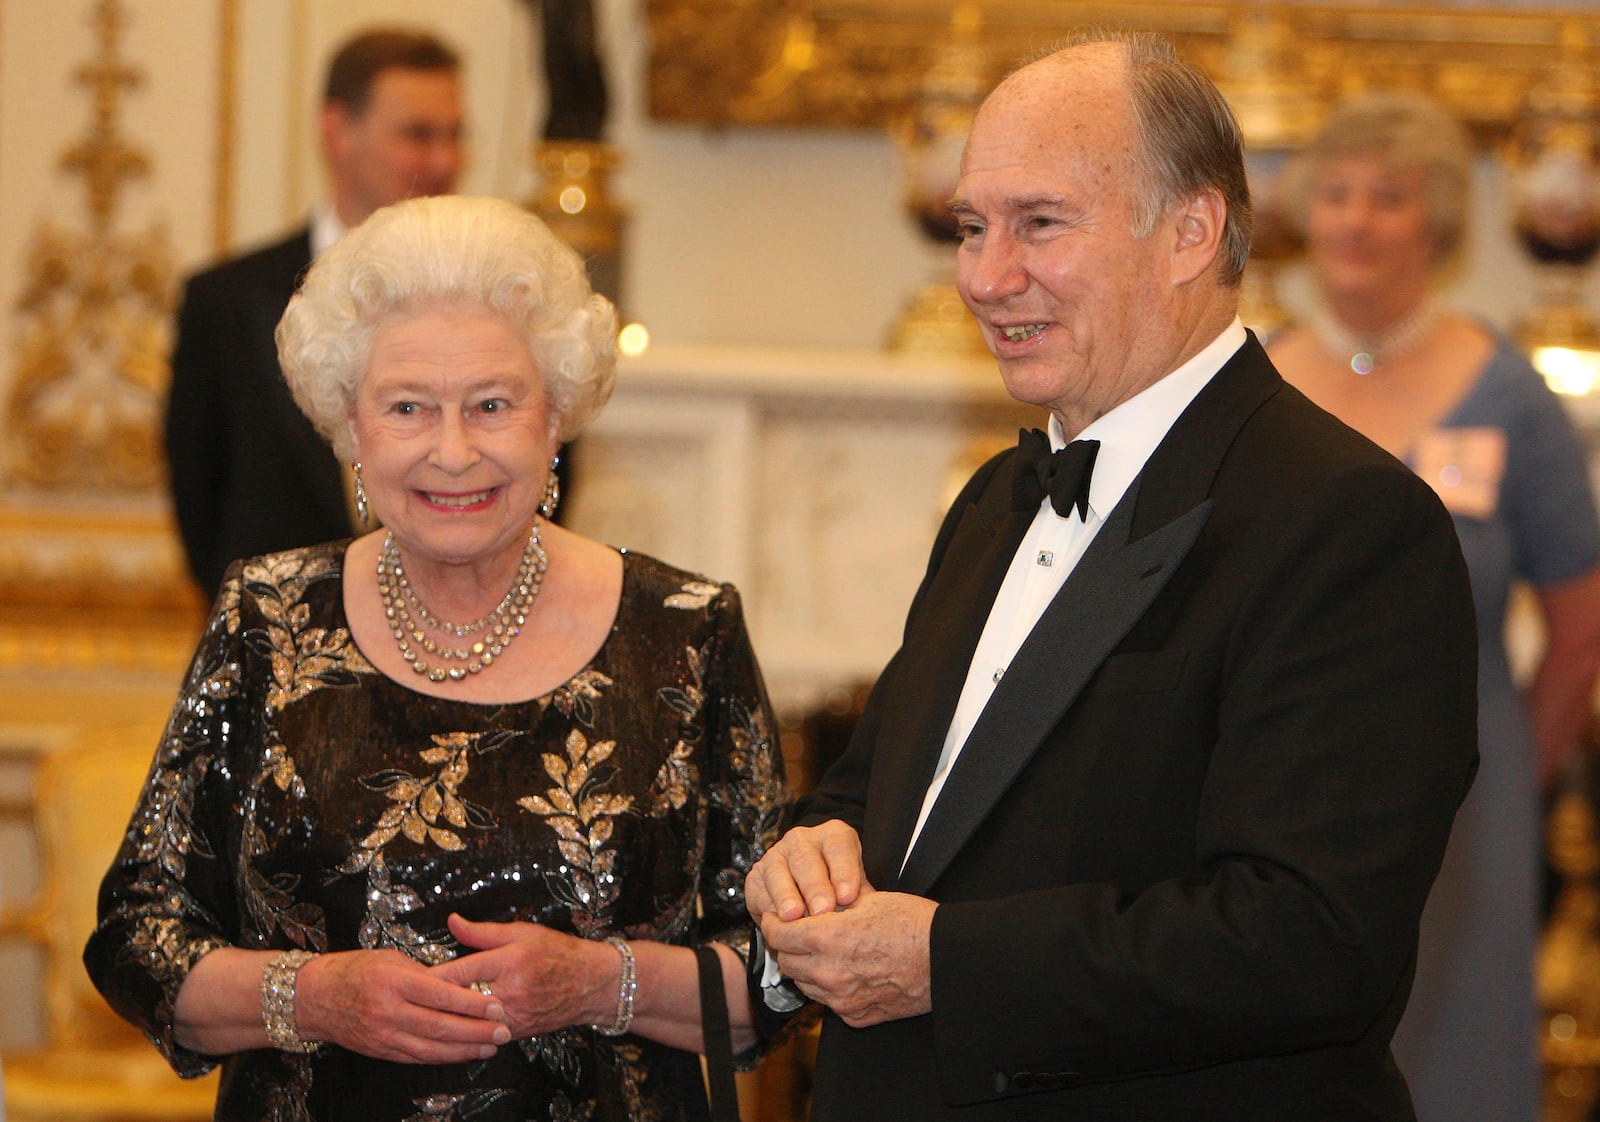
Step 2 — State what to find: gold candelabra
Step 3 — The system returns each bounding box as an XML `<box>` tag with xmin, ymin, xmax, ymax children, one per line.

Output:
<box><xmin>885</xmin><ymin>3</ymin><xmax>988</xmax><ymax>356</ymax></box>
<box><xmin>1509</xmin><ymin>23</ymin><xmax>1600</xmax><ymax>397</ymax></box>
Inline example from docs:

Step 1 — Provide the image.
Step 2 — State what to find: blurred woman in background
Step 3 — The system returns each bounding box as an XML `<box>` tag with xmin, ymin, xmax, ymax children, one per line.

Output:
<box><xmin>1270</xmin><ymin>93</ymin><xmax>1600</xmax><ymax>1121</ymax></box>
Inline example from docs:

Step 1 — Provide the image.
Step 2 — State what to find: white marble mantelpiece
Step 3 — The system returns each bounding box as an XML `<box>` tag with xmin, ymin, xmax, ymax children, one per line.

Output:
<box><xmin>563</xmin><ymin>342</ymin><xmax>1041</xmax><ymax>713</ymax></box>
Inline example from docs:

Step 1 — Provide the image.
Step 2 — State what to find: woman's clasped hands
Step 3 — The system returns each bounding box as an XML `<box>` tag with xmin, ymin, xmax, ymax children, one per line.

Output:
<box><xmin>429</xmin><ymin>914</ymin><xmax>621</xmax><ymax>1044</ymax></box>
<box><xmin>287</xmin><ymin>945</ymin><xmax>507</xmax><ymax>1065</ymax></box>
<box><xmin>286</xmin><ymin>915</ymin><xmax>615</xmax><ymax>1065</ymax></box>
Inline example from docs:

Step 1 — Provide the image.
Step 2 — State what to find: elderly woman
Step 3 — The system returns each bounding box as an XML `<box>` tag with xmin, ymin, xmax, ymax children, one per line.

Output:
<box><xmin>1269</xmin><ymin>94</ymin><xmax>1600</xmax><ymax>1122</ymax></box>
<box><xmin>87</xmin><ymin>196</ymin><xmax>789</xmax><ymax>1121</ymax></box>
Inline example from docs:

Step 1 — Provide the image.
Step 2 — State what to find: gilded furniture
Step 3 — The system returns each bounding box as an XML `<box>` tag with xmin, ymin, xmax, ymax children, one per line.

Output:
<box><xmin>1</xmin><ymin>723</ymin><xmax>218</xmax><ymax>1122</ymax></box>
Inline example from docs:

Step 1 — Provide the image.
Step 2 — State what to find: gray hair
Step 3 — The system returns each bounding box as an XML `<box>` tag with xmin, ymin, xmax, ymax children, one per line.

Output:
<box><xmin>278</xmin><ymin>195</ymin><xmax>617</xmax><ymax>460</ymax></box>
<box><xmin>1046</xmin><ymin>30</ymin><xmax>1254</xmax><ymax>286</ymax></box>
<box><xmin>1281</xmin><ymin>92</ymin><xmax>1473</xmax><ymax>264</ymax></box>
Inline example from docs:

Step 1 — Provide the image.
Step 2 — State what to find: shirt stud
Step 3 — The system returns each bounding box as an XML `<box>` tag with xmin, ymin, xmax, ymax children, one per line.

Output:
<box><xmin>1036</xmin><ymin>550</ymin><xmax>1055</xmax><ymax>567</ymax></box>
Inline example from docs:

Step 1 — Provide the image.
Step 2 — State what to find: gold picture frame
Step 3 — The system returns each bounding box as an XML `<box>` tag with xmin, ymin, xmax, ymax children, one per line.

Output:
<box><xmin>647</xmin><ymin>0</ymin><xmax>1600</xmax><ymax>145</ymax></box>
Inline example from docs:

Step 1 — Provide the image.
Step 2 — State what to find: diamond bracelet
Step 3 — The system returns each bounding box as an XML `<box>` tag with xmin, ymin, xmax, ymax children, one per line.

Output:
<box><xmin>260</xmin><ymin>949</ymin><xmax>320</xmax><ymax>1053</ymax></box>
<box><xmin>591</xmin><ymin>936</ymin><xmax>636</xmax><ymax>1036</ymax></box>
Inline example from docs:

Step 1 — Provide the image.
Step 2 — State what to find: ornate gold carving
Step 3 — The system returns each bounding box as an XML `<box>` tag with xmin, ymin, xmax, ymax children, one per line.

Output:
<box><xmin>0</xmin><ymin>0</ymin><xmax>200</xmax><ymax>667</ymax></box>
<box><xmin>4</xmin><ymin>0</ymin><xmax>175</xmax><ymax>493</ymax></box>
<box><xmin>647</xmin><ymin>1</ymin><xmax>1600</xmax><ymax>144</ymax></box>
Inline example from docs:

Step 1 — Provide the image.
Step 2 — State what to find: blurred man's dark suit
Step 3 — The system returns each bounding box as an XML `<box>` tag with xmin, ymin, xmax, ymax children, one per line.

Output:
<box><xmin>165</xmin><ymin>228</ymin><xmax>351</xmax><ymax>600</ymax></box>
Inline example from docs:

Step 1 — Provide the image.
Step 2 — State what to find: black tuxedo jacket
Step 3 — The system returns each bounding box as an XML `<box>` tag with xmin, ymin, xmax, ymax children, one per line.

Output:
<box><xmin>795</xmin><ymin>336</ymin><xmax>1478</xmax><ymax>1121</ymax></box>
<box><xmin>165</xmin><ymin>227</ymin><xmax>352</xmax><ymax>599</ymax></box>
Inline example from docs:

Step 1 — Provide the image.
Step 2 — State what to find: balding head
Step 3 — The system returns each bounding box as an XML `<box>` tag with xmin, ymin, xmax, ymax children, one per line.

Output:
<box><xmin>982</xmin><ymin>33</ymin><xmax>1253</xmax><ymax>287</ymax></box>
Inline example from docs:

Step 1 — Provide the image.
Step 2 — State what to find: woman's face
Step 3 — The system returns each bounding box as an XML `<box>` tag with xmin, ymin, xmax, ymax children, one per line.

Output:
<box><xmin>349</xmin><ymin>305</ymin><xmax>556</xmax><ymax>571</ymax></box>
<box><xmin>1305</xmin><ymin>155</ymin><xmax>1438</xmax><ymax>303</ymax></box>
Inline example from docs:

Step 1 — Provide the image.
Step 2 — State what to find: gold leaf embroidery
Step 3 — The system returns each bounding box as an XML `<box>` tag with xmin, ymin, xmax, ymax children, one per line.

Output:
<box><xmin>544</xmin><ymin>669</ymin><xmax>613</xmax><ymax>722</ymax></box>
<box><xmin>518</xmin><ymin>794</ymin><xmax>558</xmax><ymax>816</ymax></box>
<box><xmin>518</xmin><ymin>728</ymin><xmax>634</xmax><ymax>933</ymax></box>
<box><xmin>402</xmin><ymin>813</ymin><xmax>428</xmax><ymax>844</ymax></box>
<box><xmin>351</xmin><ymin>733</ymin><xmax>499</xmax><ymax>862</ymax></box>
<box><xmin>663</xmin><ymin>580</ymin><xmax>719</xmax><ymax>610</ymax></box>
<box><xmin>442</xmin><ymin>793</ymin><xmax>467</xmax><ymax>828</ymax></box>
<box><xmin>428</xmin><ymin>827</ymin><xmax>464</xmax><ymax>851</ymax></box>
<box><xmin>419</xmin><ymin>785</ymin><xmax>443</xmax><ymax>823</ymax></box>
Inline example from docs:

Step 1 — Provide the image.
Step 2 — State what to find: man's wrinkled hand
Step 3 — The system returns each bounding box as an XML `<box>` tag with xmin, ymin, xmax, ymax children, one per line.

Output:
<box><xmin>759</xmin><ymin>886</ymin><xmax>936</xmax><ymax>1027</ymax></box>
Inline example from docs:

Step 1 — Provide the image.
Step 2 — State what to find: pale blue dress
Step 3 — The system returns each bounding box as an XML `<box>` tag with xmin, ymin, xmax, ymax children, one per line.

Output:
<box><xmin>1391</xmin><ymin>333</ymin><xmax>1600</xmax><ymax>1122</ymax></box>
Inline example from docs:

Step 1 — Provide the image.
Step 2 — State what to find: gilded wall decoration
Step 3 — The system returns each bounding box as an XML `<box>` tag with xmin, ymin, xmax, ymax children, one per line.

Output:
<box><xmin>4</xmin><ymin>0</ymin><xmax>175</xmax><ymax>494</ymax></box>
<box><xmin>647</xmin><ymin>0</ymin><xmax>1600</xmax><ymax>145</ymax></box>
<box><xmin>0</xmin><ymin>0</ymin><xmax>198</xmax><ymax>668</ymax></box>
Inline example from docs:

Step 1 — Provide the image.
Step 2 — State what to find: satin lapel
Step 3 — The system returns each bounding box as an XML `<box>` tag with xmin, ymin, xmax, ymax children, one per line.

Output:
<box><xmin>859</xmin><ymin>488</ymin><xmax>1036</xmax><ymax>886</ymax></box>
<box><xmin>889</xmin><ymin>332</ymin><xmax>1273</xmax><ymax>889</ymax></box>
<box><xmin>897</xmin><ymin>484</ymin><xmax>1211</xmax><ymax>894</ymax></box>
<box><xmin>894</xmin><ymin>334</ymin><xmax>1285</xmax><ymax>895</ymax></box>
<box><xmin>1130</xmin><ymin>331</ymin><xmax>1282</xmax><ymax>539</ymax></box>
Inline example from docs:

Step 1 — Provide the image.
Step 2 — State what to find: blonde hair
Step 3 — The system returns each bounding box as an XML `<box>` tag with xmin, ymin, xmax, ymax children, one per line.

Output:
<box><xmin>1281</xmin><ymin>92</ymin><xmax>1473</xmax><ymax>265</ymax></box>
<box><xmin>278</xmin><ymin>195</ymin><xmax>617</xmax><ymax>460</ymax></box>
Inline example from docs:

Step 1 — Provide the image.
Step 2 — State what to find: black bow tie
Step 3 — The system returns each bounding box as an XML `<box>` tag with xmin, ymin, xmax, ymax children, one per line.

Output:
<box><xmin>1012</xmin><ymin>428</ymin><xmax>1100</xmax><ymax>521</ymax></box>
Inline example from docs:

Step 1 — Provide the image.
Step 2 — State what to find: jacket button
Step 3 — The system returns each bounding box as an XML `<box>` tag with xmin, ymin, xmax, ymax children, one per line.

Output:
<box><xmin>992</xmin><ymin>1071</ymin><xmax>1010</xmax><ymax>1094</ymax></box>
<box><xmin>1012</xmin><ymin>1072</ymin><xmax>1035</xmax><ymax>1090</ymax></box>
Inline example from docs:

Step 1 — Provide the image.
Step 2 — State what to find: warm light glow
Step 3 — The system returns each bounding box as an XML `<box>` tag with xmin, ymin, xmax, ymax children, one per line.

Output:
<box><xmin>1552</xmin><ymin>1012</ymin><xmax>1580</xmax><ymax>1041</ymax></box>
<box><xmin>1531</xmin><ymin>346</ymin><xmax>1600</xmax><ymax>395</ymax></box>
<box><xmin>559</xmin><ymin>186</ymin><xmax>587</xmax><ymax>215</ymax></box>
<box><xmin>618</xmin><ymin>323</ymin><xmax>650</xmax><ymax>356</ymax></box>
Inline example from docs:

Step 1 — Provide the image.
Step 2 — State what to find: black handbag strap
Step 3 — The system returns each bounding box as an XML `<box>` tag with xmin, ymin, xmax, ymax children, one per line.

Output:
<box><xmin>694</xmin><ymin>944</ymin><xmax>740</xmax><ymax>1122</ymax></box>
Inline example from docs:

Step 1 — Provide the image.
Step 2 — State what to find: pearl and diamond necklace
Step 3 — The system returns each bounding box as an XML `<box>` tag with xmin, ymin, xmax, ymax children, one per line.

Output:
<box><xmin>376</xmin><ymin>520</ymin><xmax>548</xmax><ymax>683</ymax></box>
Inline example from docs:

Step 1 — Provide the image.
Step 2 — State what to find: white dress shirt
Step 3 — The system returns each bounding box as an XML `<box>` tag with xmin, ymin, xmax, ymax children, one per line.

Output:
<box><xmin>310</xmin><ymin>201</ymin><xmax>347</xmax><ymax>259</ymax></box>
<box><xmin>902</xmin><ymin>320</ymin><xmax>1248</xmax><ymax>864</ymax></box>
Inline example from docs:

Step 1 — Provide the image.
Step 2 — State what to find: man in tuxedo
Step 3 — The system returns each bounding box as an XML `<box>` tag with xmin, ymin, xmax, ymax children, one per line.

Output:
<box><xmin>165</xmin><ymin>28</ymin><xmax>462</xmax><ymax>599</ymax></box>
<box><xmin>746</xmin><ymin>32</ymin><xmax>1478</xmax><ymax>1121</ymax></box>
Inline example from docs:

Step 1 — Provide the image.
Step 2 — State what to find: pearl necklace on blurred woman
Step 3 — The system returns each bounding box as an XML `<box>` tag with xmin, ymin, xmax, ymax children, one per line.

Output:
<box><xmin>1309</xmin><ymin>296</ymin><xmax>1442</xmax><ymax>376</ymax></box>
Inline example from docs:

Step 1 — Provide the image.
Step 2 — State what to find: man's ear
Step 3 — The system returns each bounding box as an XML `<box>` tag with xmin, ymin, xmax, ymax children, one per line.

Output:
<box><xmin>320</xmin><ymin>102</ymin><xmax>352</xmax><ymax>165</ymax></box>
<box><xmin>1169</xmin><ymin>189</ymin><xmax>1227</xmax><ymax>286</ymax></box>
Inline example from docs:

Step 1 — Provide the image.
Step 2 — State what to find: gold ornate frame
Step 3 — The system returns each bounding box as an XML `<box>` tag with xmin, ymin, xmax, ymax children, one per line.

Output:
<box><xmin>647</xmin><ymin>1</ymin><xmax>1600</xmax><ymax>143</ymax></box>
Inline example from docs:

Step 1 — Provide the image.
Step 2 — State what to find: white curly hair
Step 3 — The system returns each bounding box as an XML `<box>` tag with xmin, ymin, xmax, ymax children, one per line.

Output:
<box><xmin>277</xmin><ymin>195</ymin><xmax>618</xmax><ymax>461</ymax></box>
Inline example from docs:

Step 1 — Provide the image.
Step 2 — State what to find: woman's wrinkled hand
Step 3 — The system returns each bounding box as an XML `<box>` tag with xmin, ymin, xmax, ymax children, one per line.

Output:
<box><xmin>294</xmin><ymin>947</ymin><xmax>510</xmax><ymax>1064</ymax></box>
<box><xmin>429</xmin><ymin>914</ymin><xmax>616</xmax><ymax>1039</ymax></box>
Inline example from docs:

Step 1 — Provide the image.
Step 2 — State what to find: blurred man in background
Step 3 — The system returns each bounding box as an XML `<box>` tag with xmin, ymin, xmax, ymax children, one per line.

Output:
<box><xmin>165</xmin><ymin>27</ymin><xmax>463</xmax><ymax>599</ymax></box>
